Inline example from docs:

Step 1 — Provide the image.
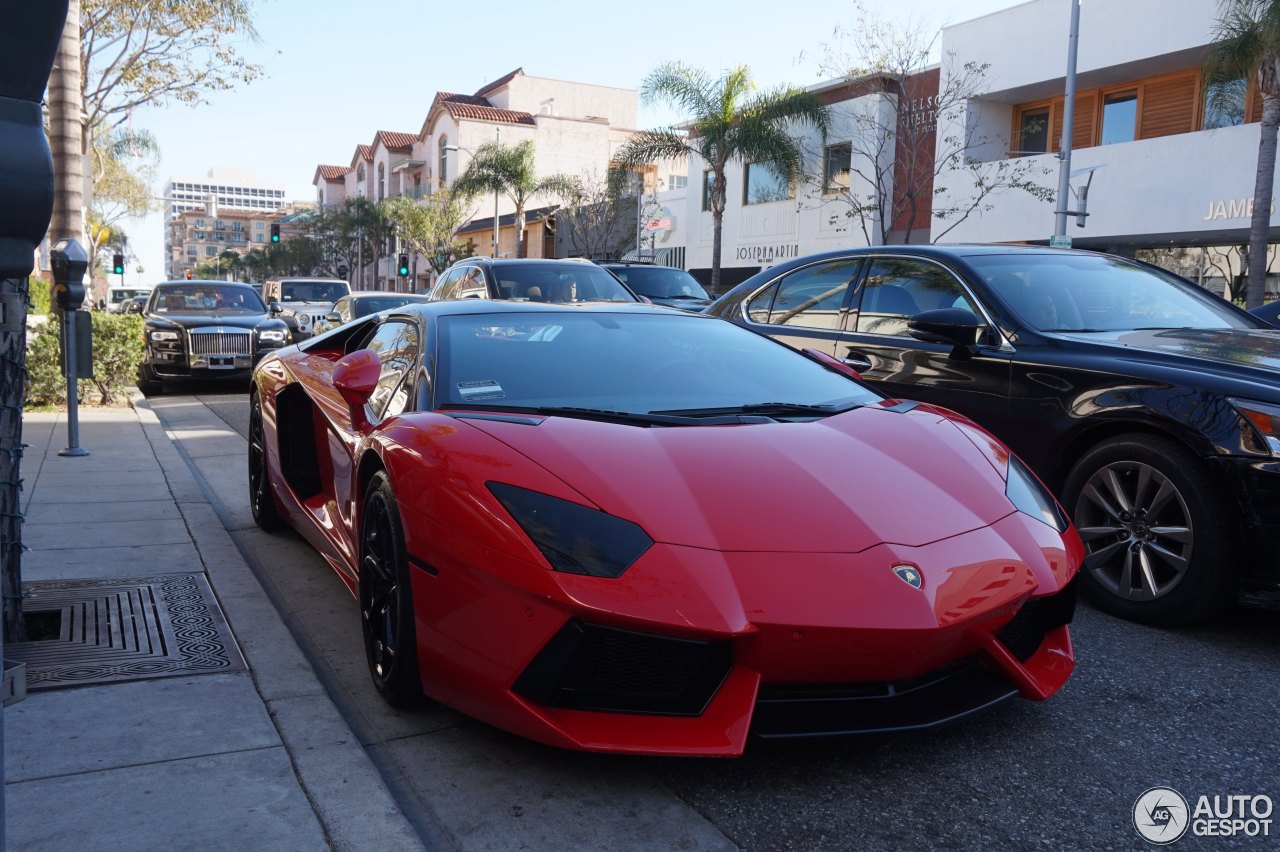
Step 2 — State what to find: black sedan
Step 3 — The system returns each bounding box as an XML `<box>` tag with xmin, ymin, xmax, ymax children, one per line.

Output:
<box><xmin>599</xmin><ymin>263</ymin><xmax>712</xmax><ymax>311</ymax></box>
<box><xmin>1251</xmin><ymin>299</ymin><xmax>1280</xmax><ymax>328</ymax></box>
<box><xmin>138</xmin><ymin>280</ymin><xmax>290</xmax><ymax>394</ymax></box>
<box><xmin>706</xmin><ymin>245</ymin><xmax>1280</xmax><ymax>626</ymax></box>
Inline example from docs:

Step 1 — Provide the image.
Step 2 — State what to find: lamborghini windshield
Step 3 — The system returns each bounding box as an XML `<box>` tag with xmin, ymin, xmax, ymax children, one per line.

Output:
<box><xmin>435</xmin><ymin>310</ymin><xmax>878</xmax><ymax>416</ymax></box>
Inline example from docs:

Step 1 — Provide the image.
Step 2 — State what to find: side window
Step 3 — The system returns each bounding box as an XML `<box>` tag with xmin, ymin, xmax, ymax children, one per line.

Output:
<box><xmin>365</xmin><ymin>321</ymin><xmax>419</xmax><ymax>420</ymax></box>
<box><xmin>853</xmin><ymin>258</ymin><xmax>983</xmax><ymax>338</ymax></box>
<box><xmin>745</xmin><ymin>259</ymin><xmax>861</xmax><ymax>330</ymax></box>
<box><xmin>433</xmin><ymin>269</ymin><xmax>463</xmax><ymax>300</ymax></box>
<box><xmin>458</xmin><ymin>268</ymin><xmax>489</xmax><ymax>300</ymax></box>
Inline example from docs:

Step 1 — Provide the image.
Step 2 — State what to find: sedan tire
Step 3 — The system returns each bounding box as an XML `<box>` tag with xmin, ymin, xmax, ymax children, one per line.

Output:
<box><xmin>359</xmin><ymin>471</ymin><xmax>423</xmax><ymax>706</ymax></box>
<box><xmin>1063</xmin><ymin>433</ymin><xmax>1236</xmax><ymax>626</ymax></box>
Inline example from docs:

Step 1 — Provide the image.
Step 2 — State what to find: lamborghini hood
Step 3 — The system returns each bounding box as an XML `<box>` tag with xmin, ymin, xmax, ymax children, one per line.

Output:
<box><xmin>462</xmin><ymin>405</ymin><xmax>1017</xmax><ymax>553</ymax></box>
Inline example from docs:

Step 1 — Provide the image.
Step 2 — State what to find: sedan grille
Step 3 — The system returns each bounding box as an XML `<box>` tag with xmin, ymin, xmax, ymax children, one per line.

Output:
<box><xmin>187</xmin><ymin>328</ymin><xmax>252</xmax><ymax>355</ymax></box>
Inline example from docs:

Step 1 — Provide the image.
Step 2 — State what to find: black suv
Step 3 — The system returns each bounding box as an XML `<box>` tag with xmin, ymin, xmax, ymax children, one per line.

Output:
<box><xmin>428</xmin><ymin>257</ymin><xmax>640</xmax><ymax>304</ymax></box>
<box><xmin>139</xmin><ymin>280</ymin><xmax>290</xmax><ymax>394</ymax></box>
<box><xmin>706</xmin><ymin>244</ymin><xmax>1280</xmax><ymax>626</ymax></box>
<box><xmin>599</xmin><ymin>262</ymin><xmax>712</xmax><ymax>312</ymax></box>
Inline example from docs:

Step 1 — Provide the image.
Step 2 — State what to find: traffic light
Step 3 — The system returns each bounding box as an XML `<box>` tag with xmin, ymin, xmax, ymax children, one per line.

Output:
<box><xmin>112</xmin><ymin>253</ymin><xmax>124</xmax><ymax>275</ymax></box>
<box><xmin>398</xmin><ymin>254</ymin><xmax>410</xmax><ymax>276</ymax></box>
<box><xmin>185</xmin><ymin>271</ymin><xmax>193</xmax><ymax>280</ymax></box>
<box><xmin>270</xmin><ymin>223</ymin><xmax>280</xmax><ymax>243</ymax></box>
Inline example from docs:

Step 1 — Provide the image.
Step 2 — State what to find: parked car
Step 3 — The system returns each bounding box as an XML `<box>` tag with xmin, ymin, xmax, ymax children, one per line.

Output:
<box><xmin>1250</xmin><ymin>298</ymin><xmax>1280</xmax><ymax>328</ymax></box>
<box><xmin>262</xmin><ymin>277</ymin><xmax>351</xmax><ymax>341</ymax></box>
<box><xmin>249</xmin><ymin>300</ymin><xmax>1079</xmax><ymax>755</ymax></box>
<box><xmin>706</xmin><ymin>245</ymin><xmax>1280</xmax><ymax>625</ymax></box>
<box><xmin>598</xmin><ymin>262</ymin><xmax>712</xmax><ymax>311</ymax></box>
<box><xmin>138</xmin><ymin>280</ymin><xmax>290</xmax><ymax>394</ymax></box>
<box><xmin>428</xmin><ymin>257</ymin><xmax>640</xmax><ymax>304</ymax></box>
<box><xmin>310</xmin><ymin>292</ymin><xmax>431</xmax><ymax>336</ymax></box>
<box><xmin>122</xmin><ymin>294</ymin><xmax>148</xmax><ymax>314</ymax></box>
<box><xmin>105</xmin><ymin>286</ymin><xmax>153</xmax><ymax>313</ymax></box>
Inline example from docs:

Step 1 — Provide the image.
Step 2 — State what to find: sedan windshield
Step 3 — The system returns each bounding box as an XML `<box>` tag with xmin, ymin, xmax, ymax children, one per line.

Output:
<box><xmin>606</xmin><ymin>266</ymin><xmax>710</xmax><ymax>300</ymax></box>
<box><xmin>967</xmin><ymin>254</ymin><xmax>1255</xmax><ymax>331</ymax></box>
<box><xmin>436</xmin><ymin>311</ymin><xmax>879</xmax><ymax>416</ymax></box>
<box><xmin>151</xmin><ymin>284</ymin><xmax>264</xmax><ymax>314</ymax></box>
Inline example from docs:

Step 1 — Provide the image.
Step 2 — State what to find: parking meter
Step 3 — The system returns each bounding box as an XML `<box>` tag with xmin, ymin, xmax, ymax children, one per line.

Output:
<box><xmin>49</xmin><ymin>237</ymin><xmax>88</xmax><ymax>310</ymax></box>
<box><xmin>48</xmin><ymin>237</ymin><xmax>90</xmax><ymax>456</ymax></box>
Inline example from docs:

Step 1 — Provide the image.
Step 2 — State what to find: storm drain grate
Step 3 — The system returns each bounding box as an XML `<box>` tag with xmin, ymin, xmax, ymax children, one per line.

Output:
<box><xmin>6</xmin><ymin>573</ymin><xmax>246</xmax><ymax>691</ymax></box>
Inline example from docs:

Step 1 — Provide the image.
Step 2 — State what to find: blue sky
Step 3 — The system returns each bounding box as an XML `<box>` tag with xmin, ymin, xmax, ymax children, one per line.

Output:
<box><xmin>117</xmin><ymin>0</ymin><xmax>1025</xmax><ymax>281</ymax></box>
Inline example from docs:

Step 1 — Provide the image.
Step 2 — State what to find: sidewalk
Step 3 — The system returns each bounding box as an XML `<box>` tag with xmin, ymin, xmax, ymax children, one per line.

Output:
<box><xmin>4</xmin><ymin>402</ymin><xmax>425</xmax><ymax>851</ymax></box>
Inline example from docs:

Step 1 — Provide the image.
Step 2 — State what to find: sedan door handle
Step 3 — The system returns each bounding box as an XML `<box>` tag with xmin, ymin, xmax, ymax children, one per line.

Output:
<box><xmin>841</xmin><ymin>353</ymin><xmax>872</xmax><ymax>371</ymax></box>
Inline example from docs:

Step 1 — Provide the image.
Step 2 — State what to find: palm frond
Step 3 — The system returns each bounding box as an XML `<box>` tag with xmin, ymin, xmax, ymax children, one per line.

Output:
<box><xmin>640</xmin><ymin>62</ymin><xmax>717</xmax><ymax>118</ymax></box>
<box><xmin>613</xmin><ymin>129</ymin><xmax>694</xmax><ymax>167</ymax></box>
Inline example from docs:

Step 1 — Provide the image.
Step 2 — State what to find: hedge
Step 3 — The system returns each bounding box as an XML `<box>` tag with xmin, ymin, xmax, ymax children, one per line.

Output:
<box><xmin>25</xmin><ymin>312</ymin><xmax>145</xmax><ymax>406</ymax></box>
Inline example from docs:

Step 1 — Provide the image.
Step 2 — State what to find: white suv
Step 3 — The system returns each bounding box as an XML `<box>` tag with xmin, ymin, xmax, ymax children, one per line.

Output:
<box><xmin>262</xmin><ymin>277</ymin><xmax>350</xmax><ymax>340</ymax></box>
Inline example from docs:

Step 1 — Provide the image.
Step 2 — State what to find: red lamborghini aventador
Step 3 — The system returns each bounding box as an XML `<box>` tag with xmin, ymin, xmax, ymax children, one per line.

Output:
<box><xmin>249</xmin><ymin>301</ymin><xmax>1081</xmax><ymax>756</ymax></box>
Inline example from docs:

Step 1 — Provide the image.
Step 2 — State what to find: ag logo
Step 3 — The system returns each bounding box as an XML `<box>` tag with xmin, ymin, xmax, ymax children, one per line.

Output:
<box><xmin>892</xmin><ymin>565</ymin><xmax>922</xmax><ymax>589</ymax></box>
<box><xmin>1134</xmin><ymin>787</ymin><xmax>1189</xmax><ymax>844</ymax></box>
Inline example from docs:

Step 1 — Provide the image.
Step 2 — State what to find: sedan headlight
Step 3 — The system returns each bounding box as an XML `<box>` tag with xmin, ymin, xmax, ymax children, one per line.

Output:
<box><xmin>149</xmin><ymin>330</ymin><xmax>179</xmax><ymax>342</ymax></box>
<box><xmin>1230</xmin><ymin>397</ymin><xmax>1280</xmax><ymax>455</ymax></box>
<box><xmin>487</xmin><ymin>482</ymin><xmax>652</xmax><ymax>578</ymax></box>
<box><xmin>1006</xmin><ymin>455</ymin><xmax>1069</xmax><ymax>532</ymax></box>
<box><xmin>257</xmin><ymin>329</ymin><xmax>287</xmax><ymax>342</ymax></box>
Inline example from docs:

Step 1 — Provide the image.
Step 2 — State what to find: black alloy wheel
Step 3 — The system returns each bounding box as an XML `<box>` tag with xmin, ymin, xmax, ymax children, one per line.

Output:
<box><xmin>359</xmin><ymin>471</ymin><xmax>422</xmax><ymax>706</ymax></box>
<box><xmin>248</xmin><ymin>391</ymin><xmax>282</xmax><ymax>530</ymax></box>
<box><xmin>1063</xmin><ymin>434</ymin><xmax>1236</xmax><ymax>626</ymax></box>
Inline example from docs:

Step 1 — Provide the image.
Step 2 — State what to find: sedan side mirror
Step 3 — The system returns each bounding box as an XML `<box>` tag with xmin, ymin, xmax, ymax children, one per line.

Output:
<box><xmin>908</xmin><ymin>308</ymin><xmax>981</xmax><ymax>359</ymax></box>
<box><xmin>268</xmin><ymin>300</ymin><xmax>283</xmax><ymax>315</ymax></box>
<box><xmin>332</xmin><ymin>348</ymin><xmax>381</xmax><ymax>432</ymax></box>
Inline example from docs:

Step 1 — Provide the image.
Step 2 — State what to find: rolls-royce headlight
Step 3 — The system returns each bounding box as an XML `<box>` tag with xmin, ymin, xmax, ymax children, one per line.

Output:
<box><xmin>257</xmin><ymin>329</ymin><xmax>287</xmax><ymax>342</ymax></box>
<box><xmin>149</xmin><ymin>330</ymin><xmax>179</xmax><ymax>342</ymax></box>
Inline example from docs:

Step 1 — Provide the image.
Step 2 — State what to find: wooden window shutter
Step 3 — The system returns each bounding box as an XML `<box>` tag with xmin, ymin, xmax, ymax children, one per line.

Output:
<box><xmin>1139</xmin><ymin>73</ymin><xmax>1197</xmax><ymax>138</ymax></box>
<box><xmin>1050</xmin><ymin>92</ymin><xmax>1097</xmax><ymax>151</ymax></box>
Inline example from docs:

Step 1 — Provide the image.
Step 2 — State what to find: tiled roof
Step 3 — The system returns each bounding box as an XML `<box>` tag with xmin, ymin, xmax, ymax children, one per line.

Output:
<box><xmin>316</xmin><ymin>165</ymin><xmax>351</xmax><ymax>181</ymax></box>
<box><xmin>436</xmin><ymin>92</ymin><xmax>536</xmax><ymax>126</ymax></box>
<box><xmin>374</xmin><ymin>130</ymin><xmax>418</xmax><ymax>151</ymax></box>
<box><xmin>355</xmin><ymin>144</ymin><xmax>373</xmax><ymax>161</ymax></box>
<box><xmin>474</xmin><ymin>68</ymin><xmax>523</xmax><ymax>98</ymax></box>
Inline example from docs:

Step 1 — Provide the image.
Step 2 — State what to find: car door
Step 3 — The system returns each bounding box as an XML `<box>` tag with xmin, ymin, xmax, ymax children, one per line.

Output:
<box><xmin>838</xmin><ymin>255</ymin><xmax>1014</xmax><ymax>431</ymax></box>
<box><xmin>735</xmin><ymin>257</ymin><xmax>864</xmax><ymax>356</ymax></box>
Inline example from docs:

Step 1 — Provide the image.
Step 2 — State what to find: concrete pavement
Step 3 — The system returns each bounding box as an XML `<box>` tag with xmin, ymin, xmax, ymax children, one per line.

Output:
<box><xmin>5</xmin><ymin>403</ymin><xmax>423</xmax><ymax>851</ymax></box>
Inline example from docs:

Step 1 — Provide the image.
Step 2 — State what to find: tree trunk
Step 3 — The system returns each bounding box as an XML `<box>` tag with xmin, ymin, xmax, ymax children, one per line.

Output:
<box><xmin>515</xmin><ymin>205</ymin><xmax>525</xmax><ymax>259</ymax></box>
<box><xmin>709</xmin><ymin>161</ymin><xmax>727</xmax><ymax>295</ymax></box>
<box><xmin>49</xmin><ymin>0</ymin><xmax>83</xmax><ymax>247</ymax></box>
<box><xmin>1247</xmin><ymin>71</ymin><xmax>1280</xmax><ymax>309</ymax></box>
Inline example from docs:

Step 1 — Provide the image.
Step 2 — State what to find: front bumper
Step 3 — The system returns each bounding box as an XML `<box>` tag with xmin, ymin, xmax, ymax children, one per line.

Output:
<box><xmin>408</xmin><ymin>509</ymin><xmax>1081</xmax><ymax>756</ymax></box>
<box><xmin>144</xmin><ymin>345</ymin><xmax>282</xmax><ymax>381</ymax></box>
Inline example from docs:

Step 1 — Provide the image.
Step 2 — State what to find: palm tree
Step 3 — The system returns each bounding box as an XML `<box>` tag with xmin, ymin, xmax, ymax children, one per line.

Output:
<box><xmin>451</xmin><ymin>139</ymin><xmax>575</xmax><ymax>259</ymax></box>
<box><xmin>49</xmin><ymin>0</ymin><xmax>84</xmax><ymax>247</ymax></box>
<box><xmin>613</xmin><ymin>64</ymin><xmax>831</xmax><ymax>293</ymax></box>
<box><xmin>1206</xmin><ymin>0</ymin><xmax>1280</xmax><ymax>309</ymax></box>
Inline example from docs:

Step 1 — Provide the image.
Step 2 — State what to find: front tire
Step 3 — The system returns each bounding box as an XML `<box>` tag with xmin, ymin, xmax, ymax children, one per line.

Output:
<box><xmin>359</xmin><ymin>471</ymin><xmax>422</xmax><ymax>706</ymax></box>
<box><xmin>1062</xmin><ymin>434</ymin><xmax>1236</xmax><ymax>626</ymax></box>
<box><xmin>248</xmin><ymin>391</ymin><xmax>283</xmax><ymax>531</ymax></box>
<box><xmin>137</xmin><ymin>364</ymin><xmax>163</xmax><ymax>396</ymax></box>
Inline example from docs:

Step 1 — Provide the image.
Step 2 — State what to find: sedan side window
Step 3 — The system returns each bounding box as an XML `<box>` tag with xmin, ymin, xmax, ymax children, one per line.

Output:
<box><xmin>458</xmin><ymin>268</ymin><xmax>489</xmax><ymax>300</ymax></box>
<box><xmin>432</xmin><ymin>269</ymin><xmax>462</xmax><ymax>300</ymax></box>
<box><xmin>745</xmin><ymin>259</ymin><xmax>861</xmax><ymax>329</ymax></box>
<box><xmin>365</xmin><ymin>321</ymin><xmax>419</xmax><ymax>420</ymax></box>
<box><xmin>853</xmin><ymin>258</ymin><xmax>984</xmax><ymax>338</ymax></box>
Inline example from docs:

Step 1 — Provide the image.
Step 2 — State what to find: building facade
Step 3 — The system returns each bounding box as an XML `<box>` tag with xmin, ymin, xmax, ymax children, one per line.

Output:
<box><xmin>162</xmin><ymin>168</ymin><xmax>290</xmax><ymax>278</ymax></box>
<box><xmin>166</xmin><ymin>204</ymin><xmax>309</xmax><ymax>281</ymax></box>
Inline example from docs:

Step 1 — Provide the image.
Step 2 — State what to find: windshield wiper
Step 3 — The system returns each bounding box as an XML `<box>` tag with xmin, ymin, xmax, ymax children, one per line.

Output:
<box><xmin>439</xmin><ymin>403</ymin><xmax>723</xmax><ymax>427</ymax></box>
<box><xmin>651</xmin><ymin>401</ymin><xmax>862</xmax><ymax>418</ymax></box>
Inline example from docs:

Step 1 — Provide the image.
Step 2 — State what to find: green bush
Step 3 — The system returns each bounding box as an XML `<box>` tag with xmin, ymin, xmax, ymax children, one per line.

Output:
<box><xmin>25</xmin><ymin>312</ymin><xmax>145</xmax><ymax>407</ymax></box>
<box><xmin>27</xmin><ymin>277</ymin><xmax>51</xmax><ymax>317</ymax></box>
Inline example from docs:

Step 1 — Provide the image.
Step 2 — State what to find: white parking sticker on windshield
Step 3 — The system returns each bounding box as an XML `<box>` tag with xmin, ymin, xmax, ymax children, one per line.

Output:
<box><xmin>458</xmin><ymin>379</ymin><xmax>505</xmax><ymax>401</ymax></box>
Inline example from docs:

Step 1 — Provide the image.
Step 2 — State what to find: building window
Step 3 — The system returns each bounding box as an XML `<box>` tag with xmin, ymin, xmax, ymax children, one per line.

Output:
<box><xmin>232</xmin><ymin>220</ymin><xmax>243</xmax><ymax>232</ymax></box>
<box><xmin>823</xmin><ymin>142</ymin><xmax>853</xmax><ymax>193</ymax></box>
<box><xmin>186</xmin><ymin>245</ymin><xmax>196</xmax><ymax>256</ymax></box>
<box><xmin>195</xmin><ymin>231</ymin><xmax>205</xmax><ymax>241</ymax></box>
<box><xmin>1205</xmin><ymin>77</ymin><xmax>1247</xmax><ymax>129</ymax></box>
<box><xmin>255</xmin><ymin>234</ymin><xmax>264</xmax><ymax>243</ymax></box>
<box><xmin>255</xmin><ymin>221</ymin><xmax>264</xmax><ymax>230</ymax></box>
<box><xmin>378</xmin><ymin>162</ymin><xmax>386</xmax><ymax>201</ymax></box>
<box><xmin>668</xmin><ymin>175</ymin><xmax>688</xmax><ymax>190</ymax></box>
<box><xmin>702</xmin><ymin>170</ymin><xmax>717</xmax><ymax>212</ymax></box>
<box><xmin>438</xmin><ymin>136</ymin><xmax>449</xmax><ymax>188</ymax></box>
<box><xmin>743</xmin><ymin>161</ymin><xmax>791</xmax><ymax>205</ymax></box>
<box><xmin>1100</xmin><ymin>90</ymin><xmax>1138</xmax><ymax>145</ymax></box>
<box><xmin>205</xmin><ymin>245</ymin><xmax>217</xmax><ymax>256</ymax></box>
<box><xmin>1015</xmin><ymin>107</ymin><xmax>1051</xmax><ymax>155</ymax></box>
<box><xmin>195</xmin><ymin>218</ymin><xmax>205</xmax><ymax>229</ymax></box>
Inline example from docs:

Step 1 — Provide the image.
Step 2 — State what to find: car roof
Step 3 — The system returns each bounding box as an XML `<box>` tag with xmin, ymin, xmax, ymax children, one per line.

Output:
<box><xmin>351</xmin><ymin>292</ymin><xmax>430</xmax><ymax>300</ymax></box>
<box><xmin>391</xmin><ymin>299</ymin><xmax>685</xmax><ymax>319</ymax></box>
<box><xmin>155</xmin><ymin>280</ymin><xmax>257</xmax><ymax>288</ymax></box>
<box><xmin>450</xmin><ymin>257</ymin><xmax>596</xmax><ymax>267</ymax></box>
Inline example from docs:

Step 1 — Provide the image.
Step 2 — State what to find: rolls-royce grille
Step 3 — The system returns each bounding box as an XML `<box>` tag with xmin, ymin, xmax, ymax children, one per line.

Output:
<box><xmin>188</xmin><ymin>329</ymin><xmax>252</xmax><ymax>355</ymax></box>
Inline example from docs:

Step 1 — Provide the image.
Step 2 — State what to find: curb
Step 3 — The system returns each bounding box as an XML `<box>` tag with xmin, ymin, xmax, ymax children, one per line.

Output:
<box><xmin>131</xmin><ymin>391</ymin><xmax>427</xmax><ymax>851</ymax></box>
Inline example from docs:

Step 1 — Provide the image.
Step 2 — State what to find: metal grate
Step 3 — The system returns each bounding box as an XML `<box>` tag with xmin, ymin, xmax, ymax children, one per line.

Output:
<box><xmin>6</xmin><ymin>573</ymin><xmax>246</xmax><ymax>690</ymax></box>
<box><xmin>188</xmin><ymin>328</ymin><xmax>252</xmax><ymax>355</ymax></box>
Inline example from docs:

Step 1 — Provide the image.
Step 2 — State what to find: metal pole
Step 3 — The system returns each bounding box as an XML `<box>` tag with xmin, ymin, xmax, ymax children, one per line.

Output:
<box><xmin>1054</xmin><ymin>0</ymin><xmax>1082</xmax><ymax>238</ymax></box>
<box><xmin>635</xmin><ymin>174</ymin><xmax>643</xmax><ymax>259</ymax></box>
<box><xmin>60</xmin><ymin>309</ymin><xmax>88</xmax><ymax>457</ymax></box>
<box><xmin>493</xmin><ymin>127</ymin><xmax>500</xmax><ymax>257</ymax></box>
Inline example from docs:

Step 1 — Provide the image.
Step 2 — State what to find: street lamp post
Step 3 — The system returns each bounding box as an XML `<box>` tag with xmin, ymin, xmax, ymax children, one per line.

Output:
<box><xmin>1054</xmin><ymin>0</ymin><xmax>1082</xmax><ymax>240</ymax></box>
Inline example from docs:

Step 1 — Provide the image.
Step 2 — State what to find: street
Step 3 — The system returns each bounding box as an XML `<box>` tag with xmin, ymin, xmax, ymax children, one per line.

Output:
<box><xmin>150</xmin><ymin>385</ymin><xmax>1280</xmax><ymax>850</ymax></box>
